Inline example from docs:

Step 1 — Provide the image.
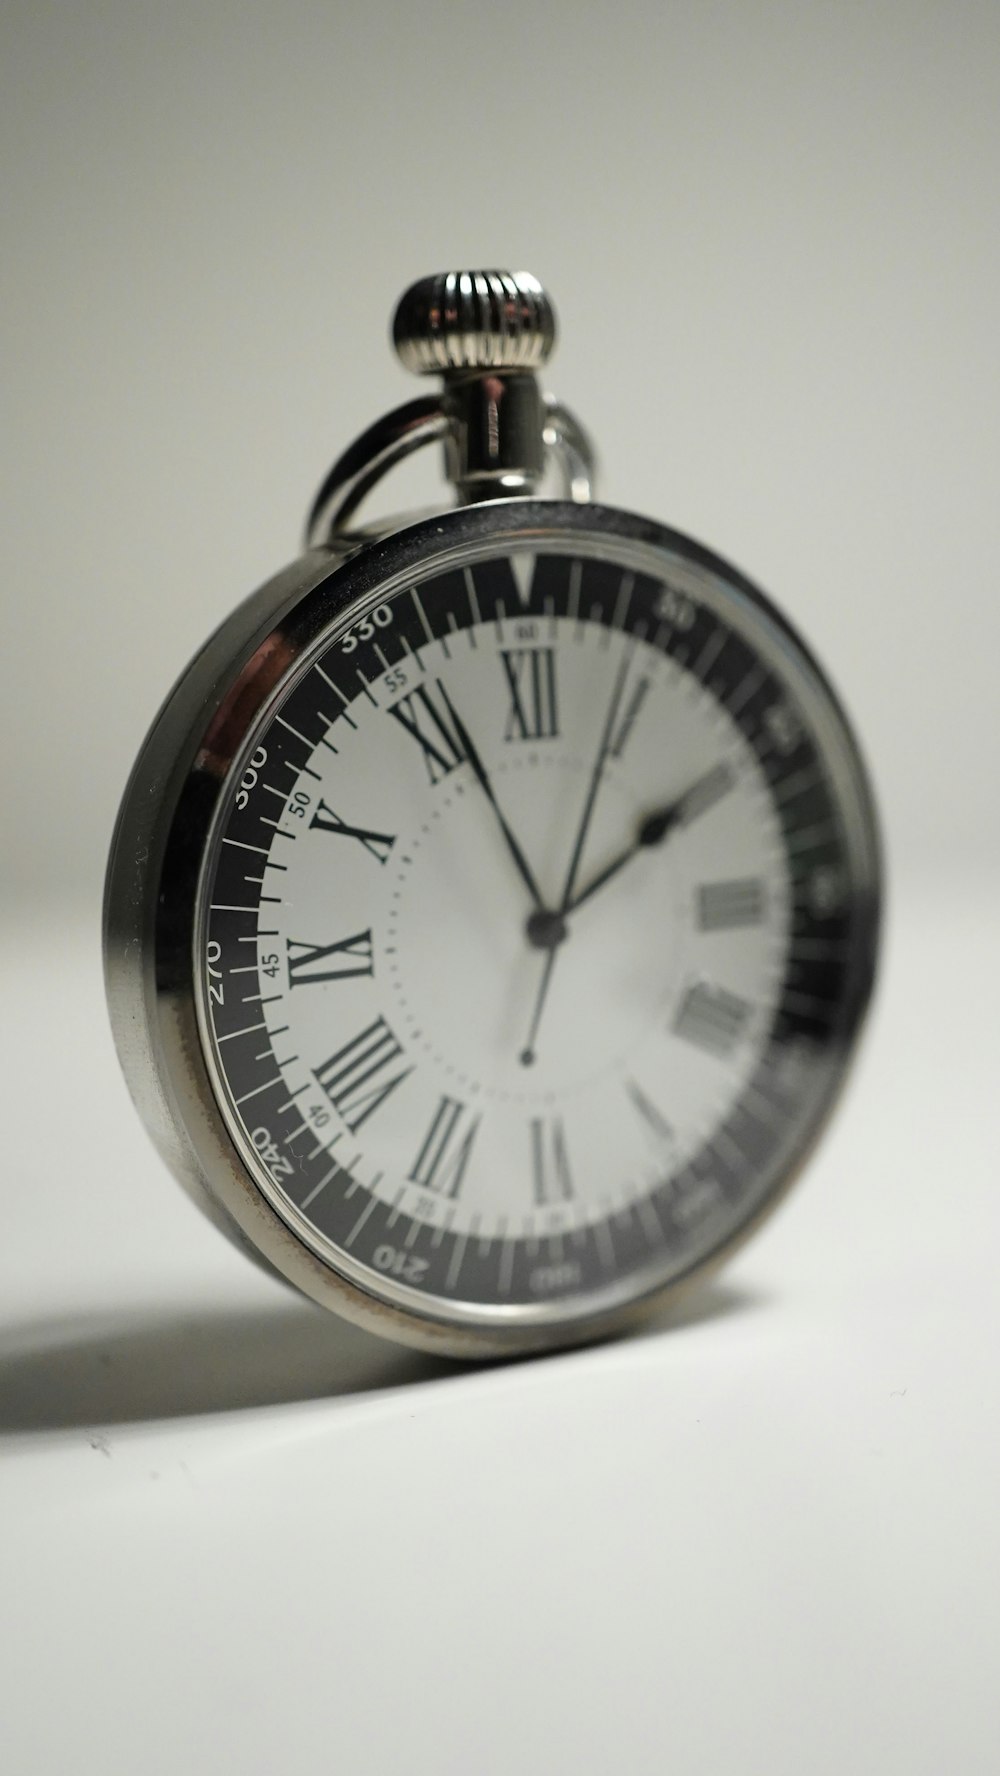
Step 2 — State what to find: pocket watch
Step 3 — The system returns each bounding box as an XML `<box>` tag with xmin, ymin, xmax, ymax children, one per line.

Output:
<box><xmin>104</xmin><ymin>270</ymin><xmax>880</xmax><ymax>1358</ymax></box>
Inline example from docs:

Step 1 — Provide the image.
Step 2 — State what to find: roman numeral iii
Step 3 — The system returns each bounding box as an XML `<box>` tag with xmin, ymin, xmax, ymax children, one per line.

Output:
<box><xmin>314</xmin><ymin>1016</ymin><xmax>412</xmax><ymax>1131</ymax></box>
<box><xmin>696</xmin><ymin>878</ymin><xmax>765</xmax><ymax>930</ymax></box>
<box><xmin>287</xmin><ymin>931</ymin><xmax>374</xmax><ymax>987</ymax></box>
<box><xmin>408</xmin><ymin>1096</ymin><xmax>480</xmax><ymax>1199</ymax></box>
<box><xmin>389</xmin><ymin>680</ymin><xmax>467</xmax><ymax>784</ymax></box>
<box><xmin>501</xmin><ymin>647</ymin><xmax>559</xmax><ymax>742</ymax></box>
<box><xmin>673</xmin><ymin>982</ymin><xmax>752</xmax><ymax>1056</ymax></box>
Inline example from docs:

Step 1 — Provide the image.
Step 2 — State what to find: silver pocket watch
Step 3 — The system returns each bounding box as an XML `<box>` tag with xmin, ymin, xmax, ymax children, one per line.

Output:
<box><xmin>104</xmin><ymin>270</ymin><xmax>880</xmax><ymax>1358</ymax></box>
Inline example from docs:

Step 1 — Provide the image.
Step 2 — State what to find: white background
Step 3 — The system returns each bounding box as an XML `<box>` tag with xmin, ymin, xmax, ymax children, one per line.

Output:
<box><xmin>2</xmin><ymin>5</ymin><xmax>998</xmax><ymax>1772</ymax></box>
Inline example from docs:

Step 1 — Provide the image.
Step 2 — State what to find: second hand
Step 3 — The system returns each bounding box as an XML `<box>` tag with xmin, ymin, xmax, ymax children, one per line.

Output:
<box><xmin>518</xmin><ymin>646</ymin><xmax>633</xmax><ymax>1066</ymax></box>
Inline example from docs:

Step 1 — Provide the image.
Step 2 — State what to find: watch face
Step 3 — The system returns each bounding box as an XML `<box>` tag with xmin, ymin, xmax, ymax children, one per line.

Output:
<box><xmin>197</xmin><ymin>510</ymin><xmax>878</xmax><ymax>1336</ymax></box>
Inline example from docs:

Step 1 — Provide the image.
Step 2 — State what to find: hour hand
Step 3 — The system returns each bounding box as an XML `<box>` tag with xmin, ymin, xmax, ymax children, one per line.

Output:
<box><xmin>567</xmin><ymin>761</ymin><xmax>734</xmax><ymax>913</ymax></box>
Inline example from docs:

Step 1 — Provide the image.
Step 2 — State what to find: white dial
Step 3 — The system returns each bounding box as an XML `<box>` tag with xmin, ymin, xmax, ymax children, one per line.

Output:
<box><xmin>250</xmin><ymin>613</ymin><xmax>788</xmax><ymax>1250</ymax></box>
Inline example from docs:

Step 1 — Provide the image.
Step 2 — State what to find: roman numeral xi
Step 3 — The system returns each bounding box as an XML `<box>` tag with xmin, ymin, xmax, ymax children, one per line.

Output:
<box><xmin>389</xmin><ymin>681</ymin><xmax>467</xmax><ymax>785</ymax></box>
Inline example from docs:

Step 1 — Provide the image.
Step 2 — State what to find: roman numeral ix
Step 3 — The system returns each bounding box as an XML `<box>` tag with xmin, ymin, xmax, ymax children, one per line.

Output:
<box><xmin>501</xmin><ymin>647</ymin><xmax>559</xmax><ymax>742</ymax></box>
<box><xmin>287</xmin><ymin>931</ymin><xmax>374</xmax><ymax>987</ymax></box>
<box><xmin>315</xmin><ymin>1016</ymin><xmax>412</xmax><ymax>1132</ymax></box>
<box><xmin>408</xmin><ymin>1096</ymin><xmax>480</xmax><ymax>1199</ymax></box>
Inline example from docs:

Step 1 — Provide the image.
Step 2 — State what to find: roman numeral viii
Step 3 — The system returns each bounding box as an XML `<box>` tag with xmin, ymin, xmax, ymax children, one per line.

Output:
<box><xmin>530</xmin><ymin>1116</ymin><xmax>574</xmax><ymax>1206</ymax></box>
<box><xmin>309</xmin><ymin>799</ymin><xmax>395</xmax><ymax>865</ymax></box>
<box><xmin>501</xmin><ymin>647</ymin><xmax>559</xmax><ymax>742</ymax></box>
<box><xmin>389</xmin><ymin>680</ymin><xmax>467</xmax><ymax>784</ymax></box>
<box><xmin>314</xmin><ymin>1016</ymin><xmax>412</xmax><ymax>1132</ymax></box>
<box><xmin>408</xmin><ymin>1096</ymin><xmax>480</xmax><ymax>1199</ymax></box>
<box><xmin>287</xmin><ymin>931</ymin><xmax>373</xmax><ymax>987</ymax></box>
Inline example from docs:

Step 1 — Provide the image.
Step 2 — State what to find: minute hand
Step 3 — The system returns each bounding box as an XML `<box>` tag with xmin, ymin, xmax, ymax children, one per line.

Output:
<box><xmin>438</xmin><ymin>683</ymin><xmax>545</xmax><ymax>908</ymax></box>
<box><xmin>566</xmin><ymin>761</ymin><xmax>734</xmax><ymax>914</ymax></box>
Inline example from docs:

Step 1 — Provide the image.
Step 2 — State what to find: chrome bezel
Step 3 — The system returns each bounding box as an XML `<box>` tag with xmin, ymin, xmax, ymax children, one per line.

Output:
<box><xmin>104</xmin><ymin>499</ymin><xmax>881</xmax><ymax>1358</ymax></box>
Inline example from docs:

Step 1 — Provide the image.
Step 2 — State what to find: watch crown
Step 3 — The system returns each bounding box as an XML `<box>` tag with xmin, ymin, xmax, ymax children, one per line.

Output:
<box><xmin>392</xmin><ymin>270</ymin><xmax>557</xmax><ymax>376</ymax></box>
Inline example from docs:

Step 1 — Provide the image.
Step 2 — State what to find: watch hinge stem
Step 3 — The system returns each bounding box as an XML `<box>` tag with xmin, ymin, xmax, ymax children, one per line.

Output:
<box><xmin>444</xmin><ymin>371</ymin><xmax>546</xmax><ymax>503</ymax></box>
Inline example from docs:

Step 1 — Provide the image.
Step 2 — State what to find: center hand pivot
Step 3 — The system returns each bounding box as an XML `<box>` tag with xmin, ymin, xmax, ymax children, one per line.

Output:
<box><xmin>525</xmin><ymin>907</ymin><xmax>569</xmax><ymax>950</ymax></box>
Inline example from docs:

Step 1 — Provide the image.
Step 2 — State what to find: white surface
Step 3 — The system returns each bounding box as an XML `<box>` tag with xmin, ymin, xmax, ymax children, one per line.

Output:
<box><xmin>2</xmin><ymin>884</ymin><xmax>998</xmax><ymax>1775</ymax></box>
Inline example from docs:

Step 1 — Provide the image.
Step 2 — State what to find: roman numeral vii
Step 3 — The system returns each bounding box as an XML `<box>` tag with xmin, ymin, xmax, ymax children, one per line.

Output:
<box><xmin>408</xmin><ymin>1096</ymin><xmax>480</xmax><ymax>1199</ymax></box>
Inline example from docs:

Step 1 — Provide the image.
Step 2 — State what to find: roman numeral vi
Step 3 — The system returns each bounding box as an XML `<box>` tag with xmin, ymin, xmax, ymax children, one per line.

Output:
<box><xmin>530</xmin><ymin>1116</ymin><xmax>574</xmax><ymax>1205</ymax></box>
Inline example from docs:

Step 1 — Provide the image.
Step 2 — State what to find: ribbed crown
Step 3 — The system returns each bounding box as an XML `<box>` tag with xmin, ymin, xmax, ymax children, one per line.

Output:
<box><xmin>393</xmin><ymin>271</ymin><xmax>556</xmax><ymax>375</ymax></box>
